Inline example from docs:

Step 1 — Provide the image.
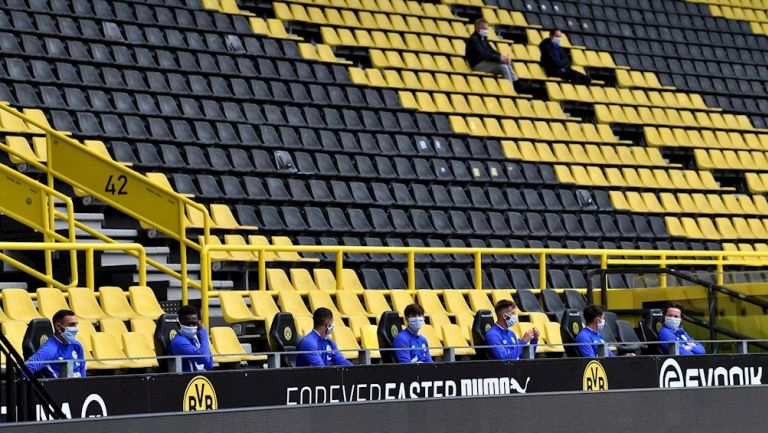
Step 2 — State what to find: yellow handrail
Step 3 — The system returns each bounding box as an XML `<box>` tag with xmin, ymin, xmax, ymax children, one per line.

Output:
<box><xmin>0</xmin><ymin>242</ymin><xmax>147</xmax><ymax>289</ymax></box>
<box><xmin>198</xmin><ymin>244</ymin><xmax>768</xmax><ymax>326</ymax></box>
<box><xmin>0</xmin><ymin>102</ymin><xmax>210</xmax><ymax>298</ymax></box>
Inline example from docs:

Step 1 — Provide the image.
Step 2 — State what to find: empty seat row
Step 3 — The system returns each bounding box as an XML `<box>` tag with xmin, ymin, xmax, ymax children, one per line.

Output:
<box><xmin>666</xmin><ymin>216</ymin><xmax>768</xmax><ymax>240</ymax></box>
<box><xmin>555</xmin><ymin>165</ymin><xmax>725</xmax><ymax>191</ymax></box>
<box><xmin>596</xmin><ymin>104</ymin><xmax>753</xmax><ymax>130</ymax></box>
<box><xmin>399</xmin><ymin>91</ymin><xmax>569</xmax><ymax>119</ymax></box>
<box><xmin>695</xmin><ymin>149</ymin><xmax>768</xmax><ymax>171</ymax></box>
<box><xmin>503</xmin><ymin>140</ymin><xmax>669</xmax><ymax>167</ymax></box>
<box><xmin>611</xmin><ymin>190</ymin><xmax>768</xmax><ymax>216</ymax></box>
<box><xmin>645</xmin><ymin>126</ymin><xmax>768</xmax><ymax>150</ymax></box>
<box><xmin>546</xmin><ymin>82</ymin><xmax>712</xmax><ymax>110</ymax></box>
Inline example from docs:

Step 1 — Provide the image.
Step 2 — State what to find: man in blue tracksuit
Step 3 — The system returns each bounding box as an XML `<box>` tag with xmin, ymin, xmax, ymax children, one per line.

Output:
<box><xmin>26</xmin><ymin>309</ymin><xmax>86</xmax><ymax>378</ymax></box>
<box><xmin>169</xmin><ymin>305</ymin><xmax>213</xmax><ymax>372</ymax></box>
<box><xmin>658</xmin><ymin>302</ymin><xmax>705</xmax><ymax>355</ymax></box>
<box><xmin>485</xmin><ymin>299</ymin><xmax>538</xmax><ymax>360</ymax></box>
<box><xmin>392</xmin><ymin>303</ymin><xmax>432</xmax><ymax>363</ymax></box>
<box><xmin>296</xmin><ymin>307</ymin><xmax>352</xmax><ymax>367</ymax></box>
<box><xmin>574</xmin><ymin>304</ymin><xmax>615</xmax><ymax>357</ymax></box>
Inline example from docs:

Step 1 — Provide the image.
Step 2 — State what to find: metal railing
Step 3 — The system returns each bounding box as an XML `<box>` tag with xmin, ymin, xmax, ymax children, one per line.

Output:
<box><xmin>199</xmin><ymin>244</ymin><xmax>768</xmax><ymax>325</ymax></box>
<box><xmin>0</xmin><ymin>242</ymin><xmax>147</xmax><ymax>289</ymax></box>
<box><xmin>0</xmin><ymin>102</ymin><xmax>210</xmax><ymax>298</ymax></box>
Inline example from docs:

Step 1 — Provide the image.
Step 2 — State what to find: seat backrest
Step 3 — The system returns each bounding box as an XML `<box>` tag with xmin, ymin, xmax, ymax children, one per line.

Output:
<box><xmin>560</xmin><ymin>308</ymin><xmax>583</xmax><ymax>357</ymax></box>
<box><xmin>541</xmin><ymin>289</ymin><xmax>566</xmax><ymax>317</ymax></box>
<box><xmin>313</xmin><ymin>269</ymin><xmax>337</xmax><ymax>292</ymax></box>
<box><xmin>268</xmin><ymin>312</ymin><xmax>299</xmax><ymax>353</ymax></box>
<box><xmin>617</xmin><ymin>320</ymin><xmax>642</xmax><ymax>344</ymax></box>
<box><xmin>210</xmin><ymin>326</ymin><xmax>246</xmax><ymax>358</ymax></box>
<box><xmin>122</xmin><ymin>332</ymin><xmax>157</xmax><ymax>363</ymax></box>
<box><xmin>641</xmin><ymin>308</ymin><xmax>663</xmax><ymax>343</ymax></box>
<box><xmin>3</xmin><ymin>288</ymin><xmax>41</xmax><ymax>321</ymax></box>
<box><xmin>153</xmin><ymin>313</ymin><xmax>179</xmax><ymax>358</ymax></box>
<box><xmin>129</xmin><ymin>286</ymin><xmax>165</xmax><ymax>319</ymax></box>
<box><xmin>603</xmin><ymin>311</ymin><xmax>620</xmax><ymax>339</ymax></box>
<box><xmin>516</xmin><ymin>289</ymin><xmax>543</xmax><ymax>312</ymax></box>
<box><xmin>69</xmin><ymin>287</ymin><xmax>106</xmax><ymax>321</ymax></box>
<box><xmin>100</xmin><ymin>317</ymin><xmax>129</xmax><ymax>337</ymax></box>
<box><xmin>35</xmin><ymin>288</ymin><xmax>69</xmax><ymax>319</ymax></box>
<box><xmin>99</xmin><ymin>286</ymin><xmax>137</xmax><ymax>320</ymax></box>
<box><xmin>564</xmin><ymin>290</ymin><xmax>587</xmax><ymax>310</ymax></box>
<box><xmin>471</xmin><ymin>309</ymin><xmax>494</xmax><ymax>359</ymax></box>
<box><xmin>130</xmin><ymin>318</ymin><xmax>157</xmax><ymax>348</ymax></box>
<box><xmin>23</xmin><ymin>318</ymin><xmax>53</xmax><ymax>359</ymax></box>
<box><xmin>376</xmin><ymin>311</ymin><xmax>401</xmax><ymax>364</ymax></box>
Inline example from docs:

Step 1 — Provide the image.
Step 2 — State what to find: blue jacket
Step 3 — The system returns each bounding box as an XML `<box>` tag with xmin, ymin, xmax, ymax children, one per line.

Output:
<box><xmin>574</xmin><ymin>327</ymin><xmax>615</xmax><ymax>357</ymax></box>
<box><xmin>25</xmin><ymin>336</ymin><xmax>86</xmax><ymax>378</ymax></box>
<box><xmin>169</xmin><ymin>328</ymin><xmax>213</xmax><ymax>372</ymax></box>
<box><xmin>392</xmin><ymin>329</ymin><xmax>432</xmax><ymax>364</ymax></box>
<box><xmin>296</xmin><ymin>330</ymin><xmax>352</xmax><ymax>367</ymax></box>
<box><xmin>485</xmin><ymin>323</ymin><xmax>537</xmax><ymax>360</ymax></box>
<box><xmin>658</xmin><ymin>326</ymin><xmax>705</xmax><ymax>355</ymax></box>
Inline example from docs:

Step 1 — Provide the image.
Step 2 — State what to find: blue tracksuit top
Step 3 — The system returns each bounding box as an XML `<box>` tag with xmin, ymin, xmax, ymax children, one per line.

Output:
<box><xmin>296</xmin><ymin>330</ymin><xmax>352</xmax><ymax>367</ymax></box>
<box><xmin>574</xmin><ymin>326</ymin><xmax>615</xmax><ymax>357</ymax></box>
<box><xmin>392</xmin><ymin>328</ymin><xmax>432</xmax><ymax>364</ymax></box>
<box><xmin>169</xmin><ymin>327</ymin><xmax>214</xmax><ymax>372</ymax></box>
<box><xmin>485</xmin><ymin>323</ymin><xmax>538</xmax><ymax>360</ymax></box>
<box><xmin>658</xmin><ymin>326</ymin><xmax>705</xmax><ymax>355</ymax></box>
<box><xmin>25</xmin><ymin>336</ymin><xmax>86</xmax><ymax>378</ymax></box>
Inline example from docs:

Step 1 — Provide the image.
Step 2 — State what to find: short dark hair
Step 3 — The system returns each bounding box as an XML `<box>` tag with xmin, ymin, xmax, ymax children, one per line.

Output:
<box><xmin>662</xmin><ymin>302</ymin><xmax>684</xmax><ymax>316</ymax></box>
<box><xmin>313</xmin><ymin>307</ymin><xmax>333</xmax><ymax>327</ymax></box>
<box><xmin>177</xmin><ymin>305</ymin><xmax>198</xmax><ymax>317</ymax></box>
<box><xmin>550</xmin><ymin>28</ymin><xmax>561</xmax><ymax>36</ymax></box>
<box><xmin>494</xmin><ymin>299</ymin><xmax>516</xmax><ymax>314</ymax></box>
<box><xmin>404</xmin><ymin>303</ymin><xmax>424</xmax><ymax>318</ymax></box>
<box><xmin>52</xmin><ymin>309</ymin><xmax>75</xmax><ymax>325</ymax></box>
<box><xmin>583</xmin><ymin>304</ymin><xmax>606</xmax><ymax>324</ymax></box>
<box><xmin>474</xmin><ymin>18</ymin><xmax>488</xmax><ymax>26</ymax></box>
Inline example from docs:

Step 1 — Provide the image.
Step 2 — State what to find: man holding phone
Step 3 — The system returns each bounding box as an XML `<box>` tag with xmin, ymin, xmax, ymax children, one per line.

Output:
<box><xmin>169</xmin><ymin>305</ymin><xmax>213</xmax><ymax>372</ymax></box>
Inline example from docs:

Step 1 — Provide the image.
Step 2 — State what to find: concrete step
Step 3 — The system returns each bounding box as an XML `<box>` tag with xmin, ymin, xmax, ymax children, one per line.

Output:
<box><xmin>0</xmin><ymin>282</ymin><xmax>28</xmax><ymax>289</ymax></box>
<box><xmin>101</xmin><ymin>247</ymin><xmax>171</xmax><ymax>267</ymax></box>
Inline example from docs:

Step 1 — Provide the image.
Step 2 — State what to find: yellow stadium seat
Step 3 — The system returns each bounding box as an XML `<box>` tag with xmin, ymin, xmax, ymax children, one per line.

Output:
<box><xmin>278</xmin><ymin>290</ymin><xmax>312</xmax><ymax>318</ymax></box>
<box><xmin>267</xmin><ymin>269</ymin><xmax>298</xmax><ymax>292</ymax></box>
<box><xmin>122</xmin><ymin>332</ymin><xmax>159</xmax><ymax>368</ymax></box>
<box><xmin>341</xmin><ymin>269</ymin><xmax>366</xmax><ymax>291</ymax></box>
<box><xmin>420</xmin><ymin>324</ymin><xmax>444</xmax><ymax>358</ymax></box>
<box><xmin>99</xmin><ymin>286</ymin><xmax>139</xmax><ymax>320</ymax></box>
<box><xmin>389</xmin><ymin>290</ymin><xmax>415</xmax><ymax>315</ymax></box>
<box><xmin>313</xmin><ymin>269</ymin><xmax>338</xmax><ymax>292</ymax></box>
<box><xmin>210</xmin><ymin>326</ymin><xmax>266</xmax><ymax>364</ymax></box>
<box><xmin>130</xmin><ymin>318</ymin><xmax>156</xmax><ymax>348</ymax></box>
<box><xmin>220</xmin><ymin>291</ymin><xmax>258</xmax><ymax>324</ymax></box>
<box><xmin>308</xmin><ymin>290</ymin><xmax>344</xmax><ymax>319</ymax></box>
<box><xmin>223</xmin><ymin>235</ymin><xmax>257</xmax><ymax>261</ymax></box>
<box><xmin>129</xmin><ymin>286</ymin><xmax>165</xmax><ymax>319</ymax></box>
<box><xmin>416</xmin><ymin>290</ymin><xmax>450</xmax><ymax>317</ymax></box>
<box><xmin>330</xmin><ymin>326</ymin><xmax>360</xmax><ymax>360</ymax></box>
<box><xmin>3</xmin><ymin>320</ymin><xmax>26</xmax><ymax>355</ymax></box>
<box><xmin>443</xmin><ymin>291</ymin><xmax>473</xmax><ymax>316</ymax></box>
<box><xmin>91</xmin><ymin>332</ymin><xmax>134</xmax><ymax>369</ymax></box>
<box><xmin>68</xmin><ymin>287</ymin><xmax>107</xmax><ymax>321</ymax></box>
<box><xmin>360</xmin><ymin>325</ymin><xmax>381</xmax><ymax>359</ymax></box>
<box><xmin>100</xmin><ymin>317</ymin><xmax>129</xmax><ymax>338</ymax></box>
<box><xmin>2</xmin><ymin>288</ymin><xmax>42</xmax><ymax>321</ymax></box>
<box><xmin>36</xmin><ymin>288</ymin><xmax>69</xmax><ymax>320</ymax></box>
<box><xmin>249</xmin><ymin>291</ymin><xmax>280</xmax><ymax>324</ymax></box>
<box><xmin>442</xmin><ymin>324</ymin><xmax>475</xmax><ymax>356</ymax></box>
<box><xmin>336</xmin><ymin>291</ymin><xmax>373</xmax><ymax>318</ymax></box>
<box><xmin>364</xmin><ymin>290</ymin><xmax>393</xmax><ymax>319</ymax></box>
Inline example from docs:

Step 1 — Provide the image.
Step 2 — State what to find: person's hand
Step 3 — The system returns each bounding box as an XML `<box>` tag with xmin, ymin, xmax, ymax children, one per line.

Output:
<box><xmin>532</xmin><ymin>327</ymin><xmax>541</xmax><ymax>339</ymax></box>
<box><xmin>198</xmin><ymin>322</ymin><xmax>206</xmax><ymax>333</ymax></box>
<box><xmin>623</xmin><ymin>353</ymin><xmax>637</xmax><ymax>357</ymax></box>
<box><xmin>501</xmin><ymin>55</ymin><xmax>512</xmax><ymax>64</ymax></box>
<box><xmin>522</xmin><ymin>330</ymin><xmax>535</xmax><ymax>342</ymax></box>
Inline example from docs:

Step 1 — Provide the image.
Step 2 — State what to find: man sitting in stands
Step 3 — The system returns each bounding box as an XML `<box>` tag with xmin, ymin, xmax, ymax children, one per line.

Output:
<box><xmin>392</xmin><ymin>303</ymin><xmax>433</xmax><ymax>363</ymax></box>
<box><xmin>169</xmin><ymin>305</ymin><xmax>213</xmax><ymax>372</ymax></box>
<box><xmin>485</xmin><ymin>299</ymin><xmax>538</xmax><ymax>360</ymax></box>
<box><xmin>26</xmin><ymin>309</ymin><xmax>86</xmax><ymax>378</ymax></box>
<box><xmin>658</xmin><ymin>302</ymin><xmax>705</xmax><ymax>355</ymax></box>
<box><xmin>296</xmin><ymin>307</ymin><xmax>352</xmax><ymax>367</ymax></box>
<box><xmin>539</xmin><ymin>29</ymin><xmax>592</xmax><ymax>84</ymax></box>
<box><xmin>465</xmin><ymin>18</ymin><xmax>517</xmax><ymax>86</ymax></box>
<box><xmin>575</xmin><ymin>304</ymin><xmax>635</xmax><ymax>357</ymax></box>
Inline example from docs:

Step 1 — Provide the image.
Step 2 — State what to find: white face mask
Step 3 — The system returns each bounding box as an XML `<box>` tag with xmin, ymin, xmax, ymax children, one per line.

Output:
<box><xmin>596</xmin><ymin>320</ymin><xmax>606</xmax><ymax>331</ymax></box>
<box><xmin>408</xmin><ymin>317</ymin><xmax>425</xmax><ymax>333</ymax></box>
<box><xmin>478</xmin><ymin>29</ymin><xmax>488</xmax><ymax>38</ymax></box>
<box><xmin>60</xmin><ymin>326</ymin><xmax>79</xmax><ymax>343</ymax></box>
<box><xmin>326</xmin><ymin>323</ymin><xmax>334</xmax><ymax>336</ymax></box>
<box><xmin>505</xmin><ymin>314</ymin><xmax>518</xmax><ymax>327</ymax></box>
<box><xmin>552</xmin><ymin>36</ymin><xmax>562</xmax><ymax>45</ymax></box>
<box><xmin>665</xmin><ymin>317</ymin><xmax>682</xmax><ymax>331</ymax></box>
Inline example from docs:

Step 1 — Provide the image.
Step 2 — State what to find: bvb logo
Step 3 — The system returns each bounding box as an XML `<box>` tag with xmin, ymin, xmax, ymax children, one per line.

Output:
<box><xmin>655</xmin><ymin>322</ymin><xmax>663</xmax><ymax>333</ymax></box>
<box><xmin>484</xmin><ymin>323</ymin><xmax>492</xmax><ymax>333</ymax></box>
<box><xmin>183</xmin><ymin>376</ymin><xmax>218</xmax><ymax>412</ymax></box>
<box><xmin>390</xmin><ymin>324</ymin><xmax>399</xmax><ymax>337</ymax></box>
<box><xmin>283</xmin><ymin>326</ymin><xmax>292</xmax><ymax>341</ymax></box>
<box><xmin>169</xmin><ymin>329</ymin><xmax>177</xmax><ymax>340</ymax></box>
<box><xmin>582</xmin><ymin>360</ymin><xmax>608</xmax><ymax>391</ymax></box>
<box><xmin>572</xmin><ymin>322</ymin><xmax>580</xmax><ymax>334</ymax></box>
<box><xmin>39</xmin><ymin>335</ymin><xmax>48</xmax><ymax>346</ymax></box>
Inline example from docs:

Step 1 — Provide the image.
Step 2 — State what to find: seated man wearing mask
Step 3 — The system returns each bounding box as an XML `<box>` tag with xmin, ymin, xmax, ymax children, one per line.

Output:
<box><xmin>464</xmin><ymin>18</ymin><xmax>517</xmax><ymax>86</ymax></box>
<box><xmin>485</xmin><ymin>299</ymin><xmax>538</xmax><ymax>360</ymax></box>
<box><xmin>26</xmin><ymin>309</ymin><xmax>86</xmax><ymax>378</ymax></box>
<box><xmin>658</xmin><ymin>302</ymin><xmax>705</xmax><ymax>355</ymax></box>
<box><xmin>539</xmin><ymin>28</ymin><xmax>591</xmax><ymax>84</ymax></box>
<box><xmin>296</xmin><ymin>307</ymin><xmax>352</xmax><ymax>367</ymax></box>
<box><xmin>392</xmin><ymin>303</ymin><xmax>432</xmax><ymax>364</ymax></box>
<box><xmin>169</xmin><ymin>305</ymin><xmax>213</xmax><ymax>372</ymax></box>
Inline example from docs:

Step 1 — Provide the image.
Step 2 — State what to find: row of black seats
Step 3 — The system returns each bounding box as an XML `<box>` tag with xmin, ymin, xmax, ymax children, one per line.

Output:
<box><xmin>32</xmin><ymin>83</ymin><xmax>401</xmax><ymax>115</ymax></box>
<box><xmin>46</xmin><ymin>109</ymin><xmax>450</xmax><ymax>143</ymax></box>
<box><xmin>294</xmin><ymin>235</ymin><xmax>721</xmax><ymax>266</ymax></box>
<box><xmin>0</xmin><ymin>3</ymin><xmax>251</xmax><ymax>36</ymax></box>
<box><xmin>235</xmin><ymin>204</ymin><xmax>668</xmax><ymax>239</ymax></box>
<box><xmin>169</xmin><ymin>175</ymin><xmax>607</xmax><ymax>212</ymax></box>
<box><xmin>623</xmin><ymin>50</ymin><xmax>768</xmax><ymax>82</ymax></box>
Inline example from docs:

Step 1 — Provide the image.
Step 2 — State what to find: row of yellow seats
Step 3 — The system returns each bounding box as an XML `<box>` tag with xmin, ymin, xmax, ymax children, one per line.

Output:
<box><xmin>0</xmin><ymin>108</ymin><xmax>54</xmax><ymax>134</ymax></box>
<box><xmin>711</xmin><ymin>3</ymin><xmax>768</xmax><ymax>21</ymax></box>
<box><xmin>611</xmin><ymin>190</ymin><xmax>768</xmax><ymax>215</ymax></box>
<box><xmin>721</xmin><ymin>244</ymin><xmax>768</xmax><ymax>266</ymax></box>
<box><xmin>399</xmin><ymin>91</ymin><xmax>568</xmax><ymax>119</ymax></box>
<box><xmin>503</xmin><ymin>140</ymin><xmax>669</xmax><ymax>167</ymax></box>
<box><xmin>0</xmin><ymin>286</ymin><xmax>164</xmax><ymax>323</ymax></box>
<box><xmin>200</xmin><ymin>234</ymin><xmax>317</xmax><ymax>263</ymax></box>
<box><xmin>184</xmin><ymin>203</ymin><xmax>255</xmax><ymax>230</ymax></box>
<box><xmin>277</xmin><ymin>2</ymin><xmax>469</xmax><ymax>37</ymax></box>
<box><xmin>274</xmin><ymin>0</ymin><xmax>458</xmax><ymax>20</ymax></box>
<box><xmin>321</xmin><ymin>26</ymin><xmax>468</xmax><ymax>54</ymax></box>
<box><xmin>298</xmin><ymin>42</ymin><xmax>352</xmax><ymax>64</ymax></box>
<box><xmin>248</xmin><ymin>17</ymin><xmax>302</xmax><ymax>40</ymax></box>
<box><xmin>546</xmin><ymin>82</ymin><xmax>713</xmax><ymax>111</ymax></box>
<box><xmin>5</xmin><ymin>137</ymin><xmax>120</xmax><ymax>167</ymax></box>
<box><xmin>451</xmin><ymin>116</ymin><xmax>623</xmax><ymax>143</ymax></box>
<box><xmin>555</xmin><ymin>164</ymin><xmax>726</xmax><ymax>190</ymax></box>
<box><xmin>645</xmin><ymin>127</ymin><xmax>768</xmax><ymax>150</ymax></box>
<box><xmin>481</xmin><ymin>6</ymin><xmax>536</xmax><ymax>28</ymax></box>
<box><xmin>745</xmin><ymin>172</ymin><xmax>768</xmax><ymax>193</ymax></box>
<box><xmin>615</xmin><ymin>70</ymin><xmax>670</xmax><ymax>89</ymax></box>
<box><xmin>665</xmin><ymin>216</ymin><xmax>768</xmax><ymax>240</ymax></box>
<box><xmin>695</xmin><ymin>149</ymin><xmax>768</xmax><ymax>171</ymax></box>
<box><xmin>596</xmin><ymin>104</ymin><xmax>754</xmax><ymax>130</ymax></box>
<box><xmin>349</xmin><ymin>67</ymin><xmax>516</xmax><ymax>95</ymax></box>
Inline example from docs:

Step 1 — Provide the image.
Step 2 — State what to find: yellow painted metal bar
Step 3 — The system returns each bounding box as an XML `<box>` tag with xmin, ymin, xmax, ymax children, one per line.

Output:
<box><xmin>201</xmin><ymin>246</ymin><xmax>210</xmax><ymax>328</ymax></box>
<box><xmin>539</xmin><ymin>252</ymin><xmax>547</xmax><ymax>290</ymax></box>
<box><xmin>474</xmin><ymin>252</ymin><xmax>482</xmax><ymax>290</ymax></box>
<box><xmin>716</xmin><ymin>255</ymin><xmax>724</xmax><ymax>285</ymax></box>
<box><xmin>407</xmin><ymin>251</ymin><xmax>415</xmax><ymax>292</ymax></box>
<box><xmin>659</xmin><ymin>254</ymin><xmax>667</xmax><ymax>288</ymax></box>
<box><xmin>335</xmin><ymin>251</ymin><xmax>343</xmax><ymax>291</ymax></box>
<box><xmin>85</xmin><ymin>249</ymin><xmax>95</xmax><ymax>289</ymax></box>
<box><xmin>258</xmin><ymin>248</ymin><xmax>266</xmax><ymax>291</ymax></box>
